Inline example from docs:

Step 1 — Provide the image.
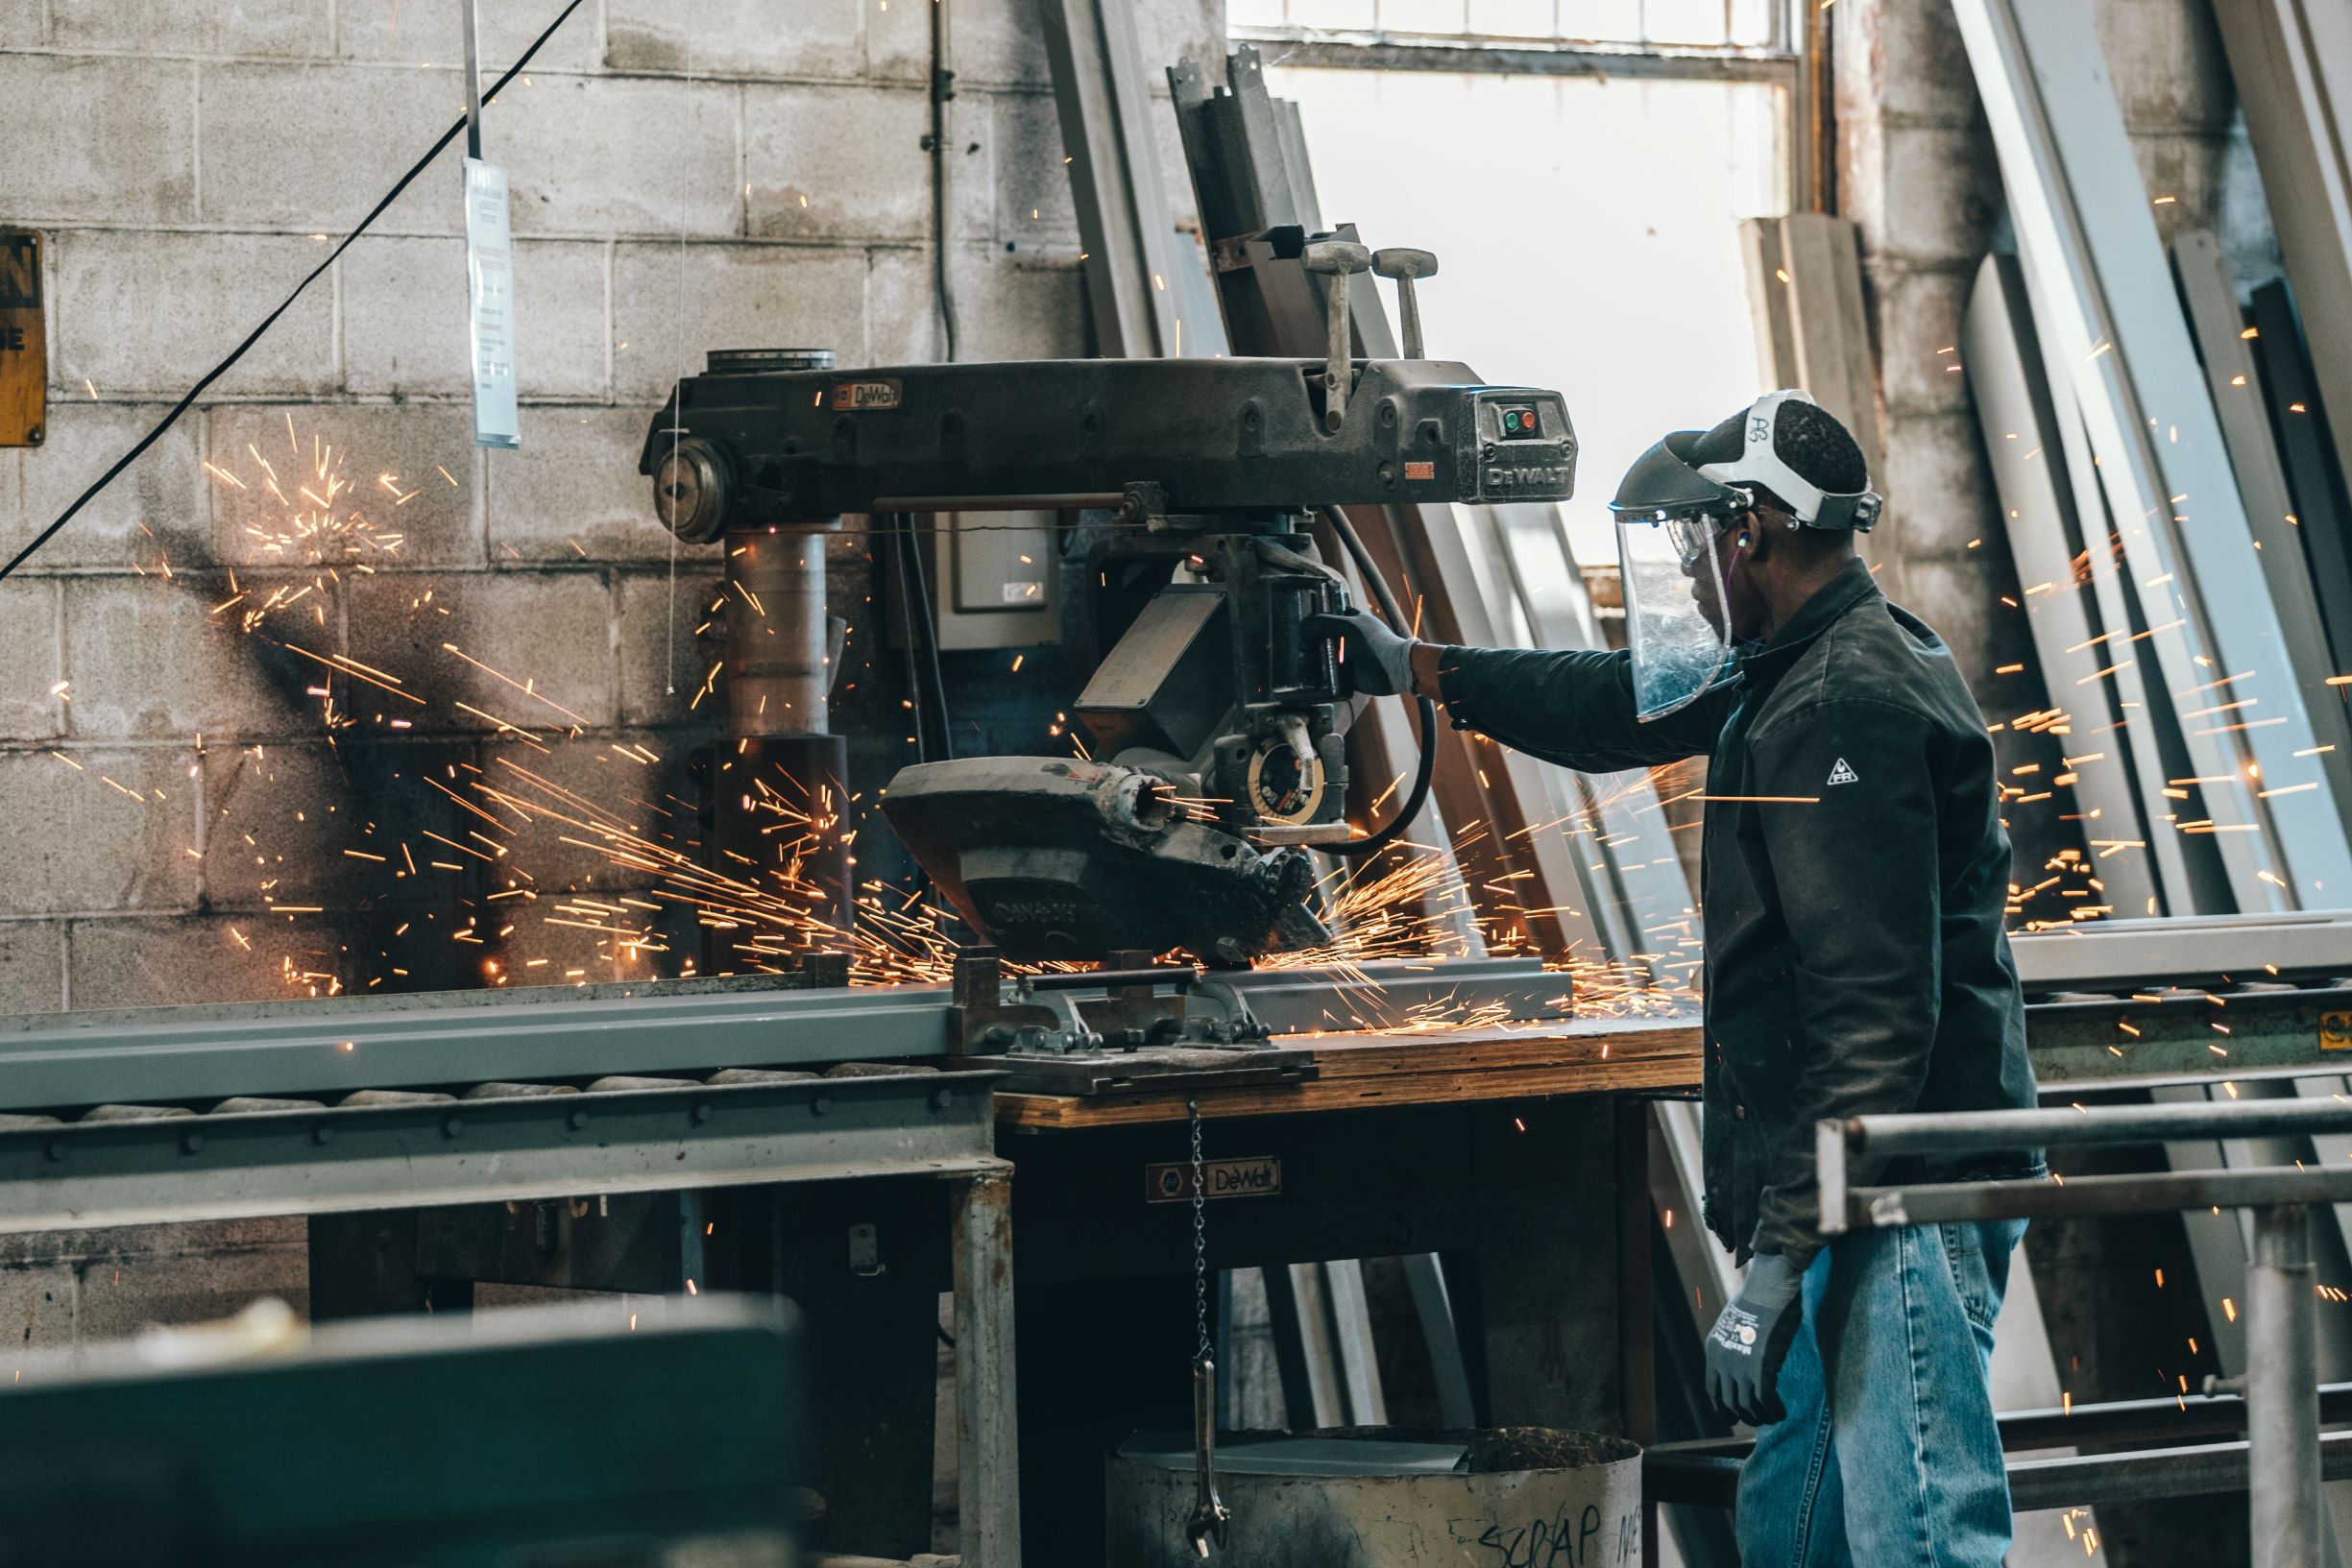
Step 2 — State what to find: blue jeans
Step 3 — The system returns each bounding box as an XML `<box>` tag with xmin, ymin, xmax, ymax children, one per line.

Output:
<box><xmin>1734</xmin><ymin>1218</ymin><xmax>2026</xmax><ymax>1566</ymax></box>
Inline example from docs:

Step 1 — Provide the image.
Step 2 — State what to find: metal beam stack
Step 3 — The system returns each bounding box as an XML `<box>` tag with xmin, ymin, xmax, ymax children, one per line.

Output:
<box><xmin>1951</xmin><ymin>0</ymin><xmax>2352</xmax><ymax>918</ymax></box>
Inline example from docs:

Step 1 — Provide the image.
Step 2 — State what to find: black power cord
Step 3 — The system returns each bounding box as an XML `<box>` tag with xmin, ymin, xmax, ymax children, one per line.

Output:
<box><xmin>1321</xmin><ymin>506</ymin><xmax>1439</xmax><ymax>858</ymax></box>
<box><xmin>0</xmin><ymin>0</ymin><xmax>593</xmax><ymax>586</ymax></box>
<box><xmin>901</xmin><ymin>514</ymin><xmax>955</xmax><ymax>762</ymax></box>
<box><xmin>889</xmin><ymin>512</ymin><xmax>955</xmax><ymax>763</ymax></box>
<box><xmin>889</xmin><ymin>514</ymin><xmax>932</xmax><ymax>765</ymax></box>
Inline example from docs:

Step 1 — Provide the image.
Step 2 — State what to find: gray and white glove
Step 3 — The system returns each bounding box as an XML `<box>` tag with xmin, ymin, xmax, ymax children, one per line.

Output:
<box><xmin>1703</xmin><ymin>1251</ymin><xmax>1805</xmax><ymax>1426</ymax></box>
<box><xmin>1302</xmin><ymin>608</ymin><xmax>1417</xmax><ymax>698</ymax></box>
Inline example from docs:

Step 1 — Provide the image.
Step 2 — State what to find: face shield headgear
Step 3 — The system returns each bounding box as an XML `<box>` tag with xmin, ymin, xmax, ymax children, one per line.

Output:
<box><xmin>1608</xmin><ymin>431</ymin><xmax>1747</xmax><ymax>722</ymax></box>
<box><xmin>1607</xmin><ymin>391</ymin><xmax>1882</xmax><ymax>723</ymax></box>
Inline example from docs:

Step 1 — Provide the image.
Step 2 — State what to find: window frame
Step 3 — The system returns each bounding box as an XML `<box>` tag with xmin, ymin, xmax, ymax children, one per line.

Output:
<box><xmin>1230</xmin><ymin>0</ymin><xmax>1814</xmax><ymax>204</ymax></box>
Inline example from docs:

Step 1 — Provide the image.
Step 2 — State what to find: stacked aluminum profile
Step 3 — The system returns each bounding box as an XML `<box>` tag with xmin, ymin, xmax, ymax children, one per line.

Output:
<box><xmin>1952</xmin><ymin>0</ymin><xmax>2352</xmax><ymax>919</ymax></box>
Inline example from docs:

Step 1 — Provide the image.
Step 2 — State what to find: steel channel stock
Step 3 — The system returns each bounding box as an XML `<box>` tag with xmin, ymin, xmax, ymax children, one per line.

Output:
<box><xmin>0</xmin><ymin>1068</ymin><xmax>1006</xmax><ymax>1235</ymax></box>
<box><xmin>2009</xmin><ymin>909</ymin><xmax>2352</xmax><ymax>991</ymax></box>
<box><xmin>2024</xmin><ymin>985</ymin><xmax>2352</xmax><ymax>1090</ymax></box>
<box><xmin>0</xmin><ymin>957</ymin><xmax>1562</xmax><ymax>1116</ymax></box>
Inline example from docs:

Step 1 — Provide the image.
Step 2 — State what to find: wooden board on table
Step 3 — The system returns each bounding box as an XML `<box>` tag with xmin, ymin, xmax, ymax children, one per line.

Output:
<box><xmin>995</xmin><ymin>1014</ymin><xmax>1702</xmax><ymax>1130</ymax></box>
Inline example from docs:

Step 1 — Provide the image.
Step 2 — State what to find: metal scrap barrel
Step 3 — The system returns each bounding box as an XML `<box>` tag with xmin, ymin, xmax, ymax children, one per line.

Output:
<box><xmin>1106</xmin><ymin>1426</ymin><xmax>1642</xmax><ymax>1566</ymax></box>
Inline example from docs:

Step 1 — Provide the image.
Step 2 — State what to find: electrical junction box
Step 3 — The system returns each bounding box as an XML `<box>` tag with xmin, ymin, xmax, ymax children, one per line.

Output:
<box><xmin>0</xmin><ymin>231</ymin><xmax>44</xmax><ymax>447</ymax></box>
<box><xmin>887</xmin><ymin>509</ymin><xmax>1063</xmax><ymax>651</ymax></box>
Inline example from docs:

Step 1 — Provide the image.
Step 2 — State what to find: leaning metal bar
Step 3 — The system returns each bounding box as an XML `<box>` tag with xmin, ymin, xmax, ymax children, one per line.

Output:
<box><xmin>1035</xmin><ymin>0</ymin><xmax>1209</xmax><ymax>360</ymax></box>
<box><xmin>2252</xmin><ymin>1206</ymin><xmax>2324</xmax><ymax>1568</ymax></box>
<box><xmin>1962</xmin><ymin>255</ymin><xmax>2165</xmax><ymax>913</ymax></box>
<box><xmin>1952</xmin><ymin>0</ymin><xmax>2352</xmax><ymax>906</ymax></box>
<box><xmin>0</xmin><ymin>1070</ymin><xmax>1006</xmax><ymax>1234</ymax></box>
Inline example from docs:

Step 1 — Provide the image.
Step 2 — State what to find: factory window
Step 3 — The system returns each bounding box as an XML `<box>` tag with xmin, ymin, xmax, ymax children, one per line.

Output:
<box><xmin>1230</xmin><ymin>0</ymin><xmax>1782</xmax><ymax>47</ymax></box>
<box><xmin>1234</xmin><ymin>5</ymin><xmax>1796</xmax><ymax>559</ymax></box>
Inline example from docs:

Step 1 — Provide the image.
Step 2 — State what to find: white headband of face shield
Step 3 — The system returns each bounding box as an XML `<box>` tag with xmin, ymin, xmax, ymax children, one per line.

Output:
<box><xmin>1694</xmin><ymin>390</ymin><xmax>1882</xmax><ymax>532</ymax></box>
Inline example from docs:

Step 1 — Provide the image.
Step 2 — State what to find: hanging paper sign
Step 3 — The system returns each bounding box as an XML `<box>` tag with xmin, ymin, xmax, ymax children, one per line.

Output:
<box><xmin>464</xmin><ymin>157</ymin><xmax>520</xmax><ymax>450</ymax></box>
<box><xmin>0</xmin><ymin>230</ymin><xmax>45</xmax><ymax>448</ymax></box>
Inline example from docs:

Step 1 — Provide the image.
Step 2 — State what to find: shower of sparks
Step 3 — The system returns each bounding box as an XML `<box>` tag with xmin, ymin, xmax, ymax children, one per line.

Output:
<box><xmin>102</xmin><ymin>413</ymin><xmax>2322</xmax><ymax>1026</ymax></box>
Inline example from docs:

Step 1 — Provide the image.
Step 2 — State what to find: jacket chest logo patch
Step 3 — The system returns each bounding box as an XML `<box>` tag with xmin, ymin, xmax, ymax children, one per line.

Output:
<box><xmin>1826</xmin><ymin>757</ymin><xmax>1859</xmax><ymax>785</ymax></box>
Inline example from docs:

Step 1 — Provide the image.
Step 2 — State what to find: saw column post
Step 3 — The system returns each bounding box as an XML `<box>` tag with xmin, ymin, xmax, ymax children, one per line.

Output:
<box><xmin>710</xmin><ymin>519</ymin><xmax>852</xmax><ymax>960</ymax></box>
<box><xmin>651</xmin><ymin>347</ymin><xmax>854</xmax><ymax>968</ymax></box>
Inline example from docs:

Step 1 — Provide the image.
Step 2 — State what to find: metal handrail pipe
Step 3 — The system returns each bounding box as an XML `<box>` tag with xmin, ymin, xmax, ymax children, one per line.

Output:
<box><xmin>1647</xmin><ymin>1432</ymin><xmax>2352</xmax><ymax>1513</ymax></box>
<box><xmin>1838</xmin><ymin>1097</ymin><xmax>2352</xmax><ymax>1158</ymax></box>
<box><xmin>1811</xmin><ymin>1093</ymin><xmax>2344</xmax><ymax>1567</ymax></box>
<box><xmin>1644</xmin><ymin>1382</ymin><xmax>2352</xmax><ymax>1464</ymax></box>
<box><xmin>1836</xmin><ymin>1167</ymin><xmax>2352</xmax><ymax>1230</ymax></box>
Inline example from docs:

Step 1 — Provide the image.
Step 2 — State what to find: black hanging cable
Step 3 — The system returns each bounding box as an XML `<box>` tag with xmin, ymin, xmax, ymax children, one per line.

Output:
<box><xmin>926</xmin><ymin>0</ymin><xmax>959</xmax><ymax>363</ymax></box>
<box><xmin>1321</xmin><ymin>505</ymin><xmax>1438</xmax><ymax>858</ymax></box>
<box><xmin>0</xmin><ymin>0</ymin><xmax>592</xmax><ymax>586</ymax></box>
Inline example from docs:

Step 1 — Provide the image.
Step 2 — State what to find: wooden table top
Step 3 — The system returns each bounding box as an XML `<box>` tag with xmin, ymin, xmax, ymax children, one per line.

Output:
<box><xmin>994</xmin><ymin>1011</ymin><xmax>1703</xmax><ymax>1131</ymax></box>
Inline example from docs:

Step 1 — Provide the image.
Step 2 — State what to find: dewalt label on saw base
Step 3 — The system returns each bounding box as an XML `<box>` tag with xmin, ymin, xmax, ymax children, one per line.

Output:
<box><xmin>2322</xmin><ymin>1011</ymin><xmax>2352</xmax><ymax>1051</ymax></box>
<box><xmin>1145</xmin><ymin>1156</ymin><xmax>1281</xmax><ymax>1203</ymax></box>
<box><xmin>0</xmin><ymin>230</ymin><xmax>44</xmax><ymax>447</ymax></box>
<box><xmin>830</xmin><ymin>378</ymin><xmax>902</xmax><ymax>411</ymax></box>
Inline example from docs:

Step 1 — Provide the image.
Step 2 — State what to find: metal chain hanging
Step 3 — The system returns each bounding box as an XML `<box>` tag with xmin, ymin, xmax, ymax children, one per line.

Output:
<box><xmin>1182</xmin><ymin>1095</ymin><xmax>1230</xmax><ymax>1554</ymax></box>
<box><xmin>1190</xmin><ymin>1096</ymin><xmax>1211</xmax><ymax>1361</ymax></box>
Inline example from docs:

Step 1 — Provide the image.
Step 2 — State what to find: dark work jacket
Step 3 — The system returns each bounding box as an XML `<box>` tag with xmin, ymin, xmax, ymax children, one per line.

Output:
<box><xmin>1438</xmin><ymin>559</ymin><xmax>2040</xmax><ymax>1266</ymax></box>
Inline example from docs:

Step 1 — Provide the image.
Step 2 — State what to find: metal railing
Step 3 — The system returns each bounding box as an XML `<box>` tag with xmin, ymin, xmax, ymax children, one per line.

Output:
<box><xmin>1816</xmin><ymin>1098</ymin><xmax>2352</xmax><ymax>1568</ymax></box>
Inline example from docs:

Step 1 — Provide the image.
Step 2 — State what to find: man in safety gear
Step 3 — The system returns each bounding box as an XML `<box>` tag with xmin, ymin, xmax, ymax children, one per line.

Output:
<box><xmin>1309</xmin><ymin>391</ymin><xmax>2041</xmax><ymax>1564</ymax></box>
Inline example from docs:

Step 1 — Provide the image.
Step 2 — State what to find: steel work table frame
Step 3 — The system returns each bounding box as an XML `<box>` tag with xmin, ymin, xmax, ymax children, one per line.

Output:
<box><xmin>0</xmin><ymin>1067</ymin><xmax>1021</xmax><ymax>1568</ymax></box>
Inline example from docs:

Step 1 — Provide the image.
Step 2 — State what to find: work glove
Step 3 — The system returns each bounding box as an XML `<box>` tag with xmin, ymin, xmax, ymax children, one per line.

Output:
<box><xmin>1703</xmin><ymin>1251</ymin><xmax>1805</xmax><ymax>1426</ymax></box>
<box><xmin>1302</xmin><ymin>609</ymin><xmax>1417</xmax><ymax>697</ymax></box>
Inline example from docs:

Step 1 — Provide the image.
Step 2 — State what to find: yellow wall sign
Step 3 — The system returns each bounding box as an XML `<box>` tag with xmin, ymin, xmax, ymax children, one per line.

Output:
<box><xmin>0</xmin><ymin>230</ymin><xmax>44</xmax><ymax>447</ymax></box>
<box><xmin>2322</xmin><ymin>1011</ymin><xmax>2352</xmax><ymax>1051</ymax></box>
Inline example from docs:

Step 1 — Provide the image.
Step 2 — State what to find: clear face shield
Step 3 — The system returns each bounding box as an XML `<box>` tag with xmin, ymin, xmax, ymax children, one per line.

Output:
<box><xmin>1615</xmin><ymin>512</ymin><xmax>1739</xmax><ymax>722</ymax></box>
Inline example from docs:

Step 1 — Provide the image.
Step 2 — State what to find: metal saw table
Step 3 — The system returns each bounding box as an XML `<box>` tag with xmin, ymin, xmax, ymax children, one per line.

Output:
<box><xmin>991</xmin><ymin>1009</ymin><xmax>1701</xmax><ymax>1568</ymax></box>
<box><xmin>0</xmin><ymin>958</ymin><xmax>1694</xmax><ymax>1568</ymax></box>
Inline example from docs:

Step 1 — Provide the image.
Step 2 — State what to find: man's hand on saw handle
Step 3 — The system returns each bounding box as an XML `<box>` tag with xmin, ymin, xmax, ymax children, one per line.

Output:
<box><xmin>1304</xmin><ymin>609</ymin><xmax>1423</xmax><ymax>698</ymax></box>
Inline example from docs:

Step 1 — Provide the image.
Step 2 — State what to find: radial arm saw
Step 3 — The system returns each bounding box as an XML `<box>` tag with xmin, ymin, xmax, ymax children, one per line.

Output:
<box><xmin>643</xmin><ymin>340</ymin><xmax>1576</xmax><ymax>967</ymax></box>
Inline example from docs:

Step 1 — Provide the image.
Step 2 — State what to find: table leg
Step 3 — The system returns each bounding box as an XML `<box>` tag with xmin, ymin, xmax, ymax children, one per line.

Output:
<box><xmin>954</xmin><ymin>1170</ymin><xmax>1021</xmax><ymax>1568</ymax></box>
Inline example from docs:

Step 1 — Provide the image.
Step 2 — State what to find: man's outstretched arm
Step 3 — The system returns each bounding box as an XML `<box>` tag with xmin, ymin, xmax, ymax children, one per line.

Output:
<box><xmin>1309</xmin><ymin>609</ymin><xmax>1728</xmax><ymax>774</ymax></box>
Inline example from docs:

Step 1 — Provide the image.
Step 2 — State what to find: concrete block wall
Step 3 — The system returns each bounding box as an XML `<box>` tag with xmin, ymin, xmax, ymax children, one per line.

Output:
<box><xmin>0</xmin><ymin>0</ymin><xmax>1221</xmax><ymax>1346</ymax></box>
<box><xmin>0</xmin><ymin>0</ymin><xmax>1222</xmax><ymax>1020</ymax></box>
